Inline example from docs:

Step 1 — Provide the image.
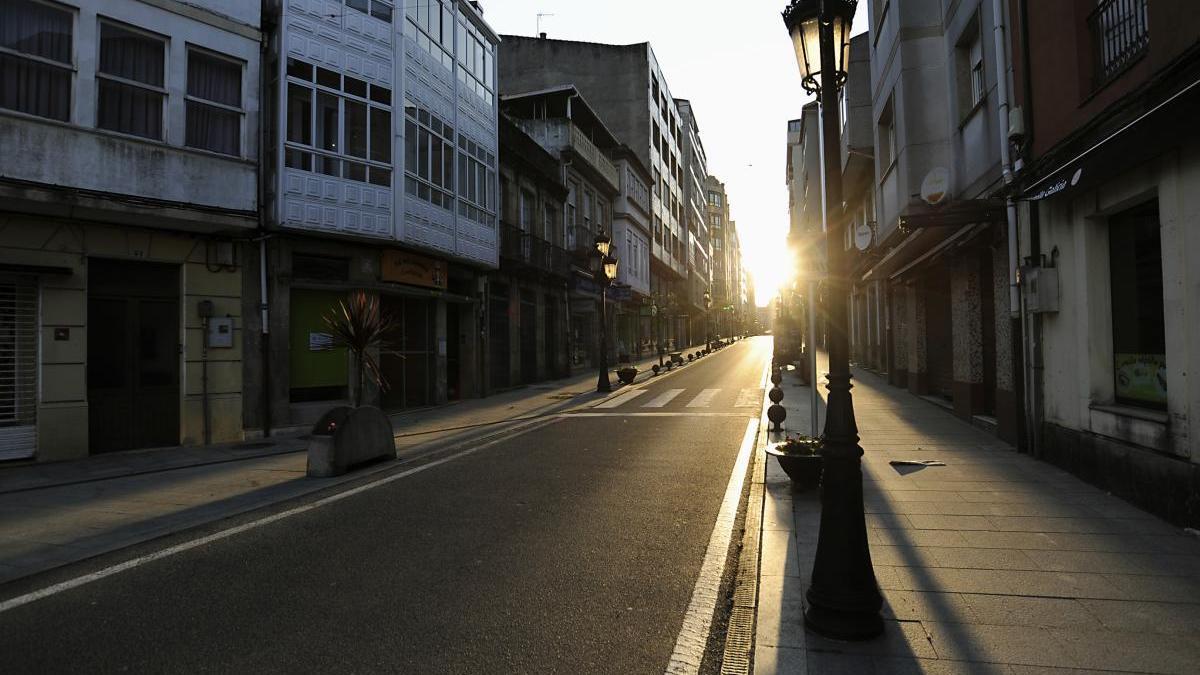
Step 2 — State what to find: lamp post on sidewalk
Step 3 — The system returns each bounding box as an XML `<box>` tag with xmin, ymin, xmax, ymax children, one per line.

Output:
<box><xmin>782</xmin><ymin>0</ymin><xmax>883</xmax><ymax>640</ymax></box>
<box><xmin>590</xmin><ymin>234</ymin><xmax>619</xmax><ymax>393</ymax></box>
<box><xmin>703</xmin><ymin>290</ymin><xmax>712</xmax><ymax>350</ymax></box>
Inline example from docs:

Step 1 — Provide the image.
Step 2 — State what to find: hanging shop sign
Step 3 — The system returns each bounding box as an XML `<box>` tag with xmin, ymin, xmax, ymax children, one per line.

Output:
<box><xmin>381</xmin><ymin>250</ymin><xmax>447</xmax><ymax>290</ymax></box>
<box><xmin>854</xmin><ymin>221</ymin><xmax>874</xmax><ymax>251</ymax></box>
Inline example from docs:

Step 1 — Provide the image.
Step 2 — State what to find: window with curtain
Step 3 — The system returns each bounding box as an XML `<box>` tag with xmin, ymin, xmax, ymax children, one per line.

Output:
<box><xmin>0</xmin><ymin>0</ymin><xmax>73</xmax><ymax>121</ymax></box>
<box><xmin>186</xmin><ymin>49</ymin><xmax>242</xmax><ymax>156</ymax></box>
<box><xmin>97</xmin><ymin>21</ymin><xmax>165</xmax><ymax>140</ymax></box>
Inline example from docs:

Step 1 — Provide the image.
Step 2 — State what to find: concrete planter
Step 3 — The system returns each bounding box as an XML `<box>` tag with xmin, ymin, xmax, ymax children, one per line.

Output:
<box><xmin>306</xmin><ymin>405</ymin><xmax>396</xmax><ymax>477</ymax></box>
<box><xmin>617</xmin><ymin>367</ymin><xmax>638</xmax><ymax>385</ymax></box>
<box><xmin>306</xmin><ymin>434</ymin><xmax>337</xmax><ymax>478</ymax></box>
<box><xmin>766</xmin><ymin>441</ymin><xmax>823</xmax><ymax>492</ymax></box>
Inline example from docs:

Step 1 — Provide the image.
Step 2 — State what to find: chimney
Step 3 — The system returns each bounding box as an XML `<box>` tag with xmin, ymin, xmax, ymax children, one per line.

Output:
<box><xmin>539</xmin><ymin>32</ymin><xmax>547</xmax><ymax>39</ymax></box>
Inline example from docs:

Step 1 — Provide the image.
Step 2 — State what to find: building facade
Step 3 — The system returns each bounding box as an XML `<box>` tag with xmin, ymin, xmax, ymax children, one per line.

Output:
<box><xmin>0</xmin><ymin>0</ymin><xmax>262</xmax><ymax>461</ymax></box>
<box><xmin>491</xmin><ymin>114</ymin><xmax>569</xmax><ymax>390</ymax></box>
<box><xmin>1013</xmin><ymin>0</ymin><xmax>1200</xmax><ymax>526</ymax></box>
<box><xmin>498</xmin><ymin>85</ymin><xmax>622</xmax><ymax>375</ymax></box>
<box><xmin>676</xmin><ymin>99</ymin><xmax>712</xmax><ymax>347</ymax></box>
<box><xmin>497</xmin><ymin>36</ymin><xmax>693</xmax><ymax>354</ymax></box>
<box><xmin>246</xmin><ymin>0</ymin><xmax>501</xmax><ymax>435</ymax></box>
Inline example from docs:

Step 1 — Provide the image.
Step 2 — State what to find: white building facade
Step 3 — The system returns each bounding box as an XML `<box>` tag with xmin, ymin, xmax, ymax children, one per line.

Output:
<box><xmin>246</xmin><ymin>0</ymin><xmax>500</xmax><ymax>434</ymax></box>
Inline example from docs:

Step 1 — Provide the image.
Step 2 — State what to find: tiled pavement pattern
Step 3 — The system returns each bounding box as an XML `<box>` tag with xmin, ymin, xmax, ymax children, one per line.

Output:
<box><xmin>755</xmin><ymin>356</ymin><xmax>1200</xmax><ymax>674</ymax></box>
<box><xmin>0</xmin><ymin>347</ymin><xmax>708</xmax><ymax>586</ymax></box>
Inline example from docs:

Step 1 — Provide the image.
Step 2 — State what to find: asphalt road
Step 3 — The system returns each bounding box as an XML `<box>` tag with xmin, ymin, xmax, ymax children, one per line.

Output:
<box><xmin>0</xmin><ymin>337</ymin><xmax>771</xmax><ymax>674</ymax></box>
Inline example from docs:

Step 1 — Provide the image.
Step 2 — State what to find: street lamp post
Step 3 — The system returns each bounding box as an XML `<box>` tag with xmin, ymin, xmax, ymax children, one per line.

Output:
<box><xmin>703</xmin><ymin>290</ymin><xmax>712</xmax><ymax>350</ymax></box>
<box><xmin>782</xmin><ymin>0</ymin><xmax>883</xmax><ymax>640</ymax></box>
<box><xmin>591</xmin><ymin>234</ymin><xmax>619</xmax><ymax>393</ymax></box>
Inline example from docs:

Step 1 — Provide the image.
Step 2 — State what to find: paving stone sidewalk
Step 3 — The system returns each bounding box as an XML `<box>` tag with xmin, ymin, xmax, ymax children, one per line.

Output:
<box><xmin>0</xmin><ymin>346</ymin><xmax>705</xmax><ymax>587</ymax></box>
<box><xmin>753</xmin><ymin>355</ymin><xmax>1200</xmax><ymax>674</ymax></box>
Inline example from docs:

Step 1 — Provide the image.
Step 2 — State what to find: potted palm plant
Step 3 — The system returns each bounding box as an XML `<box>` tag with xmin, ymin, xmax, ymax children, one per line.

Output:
<box><xmin>307</xmin><ymin>291</ymin><xmax>401</xmax><ymax>477</ymax></box>
<box><xmin>764</xmin><ymin>434</ymin><xmax>824</xmax><ymax>491</ymax></box>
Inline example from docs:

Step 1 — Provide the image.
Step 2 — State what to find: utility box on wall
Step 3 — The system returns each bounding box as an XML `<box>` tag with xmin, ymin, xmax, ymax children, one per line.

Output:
<box><xmin>208</xmin><ymin>317</ymin><xmax>234</xmax><ymax>348</ymax></box>
<box><xmin>1022</xmin><ymin>266</ymin><xmax>1060</xmax><ymax>314</ymax></box>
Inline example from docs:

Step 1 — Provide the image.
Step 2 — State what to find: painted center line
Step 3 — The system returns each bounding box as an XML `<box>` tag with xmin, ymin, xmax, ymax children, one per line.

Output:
<box><xmin>567</xmin><ymin>412</ymin><xmax>752</xmax><ymax>418</ymax></box>
<box><xmin>643</xmin><ymin>389</ymin><xmax>684</xmax><ymax>408</ymax></box>
<box><xmin>686</xmin><ymin>388</ymin><xmax>721</xmax><ymax>408</ymax></box>
<box><xmin>595</xmin><ymin>389</ymin><xmax>648</xmax><ymax>409</ymax></box>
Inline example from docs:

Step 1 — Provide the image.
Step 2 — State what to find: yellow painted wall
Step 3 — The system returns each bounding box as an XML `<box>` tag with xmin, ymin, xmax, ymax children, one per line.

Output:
<box><xmin>0</xmin><ymin>217</ymin><xmax>245</xmax><ymax>461</ymax></box>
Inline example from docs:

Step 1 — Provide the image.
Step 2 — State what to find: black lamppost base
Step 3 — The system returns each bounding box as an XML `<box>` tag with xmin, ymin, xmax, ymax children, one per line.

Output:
<box><xmin>804</xmin><ymin>603</ymin><xmax>884</xmax><ymax>641</ymax></box>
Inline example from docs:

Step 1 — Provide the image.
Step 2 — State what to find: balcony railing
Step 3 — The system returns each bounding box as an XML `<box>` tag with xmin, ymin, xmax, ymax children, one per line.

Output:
<box><xmin>501</xmin><ymin>223</ymin><xmax>570</xmax><ymax>278</ymax></box>
<box><xmin>1089</xmin><ymin>0</ymin><xmax>1149</xmax><ymax>89</ymax></box>
<box><xmin>569</xmin><ymin>125</ymin><xmax>620</xmax><ymax>191</ymax></box>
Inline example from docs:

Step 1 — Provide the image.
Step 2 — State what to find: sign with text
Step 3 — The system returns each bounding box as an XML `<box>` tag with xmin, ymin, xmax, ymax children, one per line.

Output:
<box><xmin>381</xmin><ymin>250</ymin><xmax>447</xmax><ymax>290</ymax></box>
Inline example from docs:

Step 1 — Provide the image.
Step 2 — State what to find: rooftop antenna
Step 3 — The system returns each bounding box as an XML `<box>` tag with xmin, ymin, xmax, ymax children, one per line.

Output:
<box><xmin>537</xmin><ymin>12</ymin><xmax>554</xmax><ymax>38</ymax></box>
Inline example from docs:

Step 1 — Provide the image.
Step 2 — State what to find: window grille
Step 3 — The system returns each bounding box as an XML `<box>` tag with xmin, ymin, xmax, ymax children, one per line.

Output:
<box><xmin>1089</xmin><ymin>0</ymin><xmax>1149</xmax><ymax>88</ymax></box>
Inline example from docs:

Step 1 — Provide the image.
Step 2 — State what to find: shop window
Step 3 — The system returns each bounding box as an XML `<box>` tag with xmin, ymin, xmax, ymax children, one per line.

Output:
<box><xmin>0</xmin><ymin>274</ymin><xmax>37</xmax><ymax>460</ymax></box>
<box><xmin>1109</xmin><ymin>201</ymin><xmax>1165</xmax><ymax>409</ymax></box>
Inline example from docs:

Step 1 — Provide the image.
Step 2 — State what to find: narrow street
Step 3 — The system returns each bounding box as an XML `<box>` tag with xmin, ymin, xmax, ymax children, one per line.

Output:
<box><xmin>0</xmin><ymin>338</ymin><xmax>770</xmax><ymax>673</ymax></box>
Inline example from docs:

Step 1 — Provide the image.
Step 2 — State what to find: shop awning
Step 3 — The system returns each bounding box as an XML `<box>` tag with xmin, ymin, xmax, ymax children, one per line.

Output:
<box><xmin>897</xmin><ymin>199</ymin><xmax>1006</xmax><ymax>229</ymax></box>
<box><xmin>1019</xmin><ymin>74</ymin><xmax>1200</xmax><ymax>202</ymax></box>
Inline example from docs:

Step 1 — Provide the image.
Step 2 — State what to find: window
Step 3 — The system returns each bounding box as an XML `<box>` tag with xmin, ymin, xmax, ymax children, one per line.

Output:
<box><xmin>518</xmin><ymin>189</ymin><xmax>534</xmax><ymax>232</ymax></box>
<box><xmin>286</xmin><ymin>58</ymin><xmax>392</xmax><ymax>187</ymax></box>
<box><xmin>456</xmin><ymin>134</ymin><xmax>496</xmax><ymax>226</ymax></box>
<box><xmin>877</xmin><ymin>94</ymin><xmax>896</xmax><ymax>174</ymax></box>
<box><xmin>404</xmin><ymin>101</ymin><xmax>454</xmax><ymax>209</ymax></box>
<box><xmin>346</xmin><ymin>0</ymin><xmax>393</xmax><ymax>23</ymax></box>
<box><xmin>582</xmin><ymin>190</ymin><xmax>593</xmax><ymax>232</ymax></box>
<box><xmin>1109</xmin><ymin>201</ymin><xmax>1165</xmax><ymax>409</ymax></box>
<box><xmin>186</xmin><ymin>50</ymin><xmax>242</xmax><ymax>156</ymax></box>
<box><xmin>707</xmin><ymin>190</ymin><xmax>722</xmax><ymax>207</ymax></box>
<box><xmin>566</xmin><ymin>181</ymin><xmax>579</xmax><ymax>247</ymax></box>
<box><xmin>956</xmin><ymin>17</ymin><xmax>985</xmax><ymax>115</ymax></box>
<box><xmin>544</xmin><ymin>204</ymin><xmax>559</xmax><ymax>245</ymax></box>
<box><xmin>97</xmin><ymin>21</ymin><xmax>165</xmax><ymax>140</ymax></box>
<box><xmin>404</xmin><ymin>0</ymin><xmax>453</xmax><ymax>72</ymax></box>
<box><xmin>0</xmin><ymin>0</ymin><xmax>73</xmax><ymax>121</ymax></box>
<box><xmin>1090</xmin><ymin>0</ymin><xmax>1149</xmax><ymax>88</ymax></box>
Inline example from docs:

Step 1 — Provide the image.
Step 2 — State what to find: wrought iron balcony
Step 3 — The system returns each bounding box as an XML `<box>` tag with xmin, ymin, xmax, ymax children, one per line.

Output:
<box><xmin>501</xmin><ymin>223</ymin><xmax>570</xmax><ymax>278</ymax></box>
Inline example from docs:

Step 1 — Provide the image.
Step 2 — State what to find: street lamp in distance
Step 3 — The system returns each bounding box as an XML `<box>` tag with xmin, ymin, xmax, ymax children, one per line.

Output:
<box><xmin>703</xmin><ymin>290</ymin><xmax>712</xmax><ymax>350</ymax></box>
<box><xmin>782</xmin><ymin>0</ymin><xmax>883</xmax><ymax>641</ymax></box>
<box><xmin>590</xmin><ymin>233</ymin><xmax>619</xmax><ymax>393</ymax></box>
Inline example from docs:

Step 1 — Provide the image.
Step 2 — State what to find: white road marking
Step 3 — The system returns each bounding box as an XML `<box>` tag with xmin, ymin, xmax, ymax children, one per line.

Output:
<box><xmin>643</xmin><ymin>389</ymin><xmax>684</xmax><ymax>408</ymax></box>
<box><xmin>664</xmin><ymin>417</ymin><xmax>758</xmax><ymax>675</ymax></box>
<box><xmin>594</xmin><ymin>389</ymin><xmax>648</xmax><ymax>409</ymax></box>
<box><xmin>567</xmin><ymin>412</ymin><xmax>752</xmax><ymax>418</ymax></box>
<box><xmin>685</xmin><ymin>388</ymin><xmax>721</xmax><ymax>408</ymax></box>
<box><xmin>735</xmin><ymin>387</ymin><xmax>761</xmax><ymax>408</ymax></box>
<box><xmin>0</xmin><ymin>416</ymin><xmax>563</xmax><ymax>615</ymax></box>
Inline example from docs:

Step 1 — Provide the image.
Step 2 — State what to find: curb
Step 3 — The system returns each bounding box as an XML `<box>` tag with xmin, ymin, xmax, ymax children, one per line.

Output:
<box><xmin>719</xmin><ymin>368</ymin><xmax>773</xmax><ymax>674</ymax></box>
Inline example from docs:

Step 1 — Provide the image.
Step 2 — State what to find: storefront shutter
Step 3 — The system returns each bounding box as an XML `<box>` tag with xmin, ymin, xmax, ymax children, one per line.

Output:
<box><xmin>0</xmin><ymin>274</ymin><xmax>38</xmax><ymax>460</ymax></box>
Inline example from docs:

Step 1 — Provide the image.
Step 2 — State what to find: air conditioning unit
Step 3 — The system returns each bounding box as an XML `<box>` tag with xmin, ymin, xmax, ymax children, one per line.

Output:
<box><xmin>1021</xmin><ymin>265</ymin><xmax>1059</xmax><ymax>313</ymax></box>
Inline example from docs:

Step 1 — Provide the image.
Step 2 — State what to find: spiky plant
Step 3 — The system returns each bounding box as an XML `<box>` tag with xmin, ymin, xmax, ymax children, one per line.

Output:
<box><xmin>322</xmin><ymin>290</ymin><xmax>402</xmax><ymax>407</ymax></box>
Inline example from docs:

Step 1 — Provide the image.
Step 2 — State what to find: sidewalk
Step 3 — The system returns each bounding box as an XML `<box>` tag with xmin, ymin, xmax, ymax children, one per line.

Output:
<box><xmin>752</xmin><ymin>355</ymin><xmax>1200</xmax><ymax>674</ymax></box>
<box><xmin>0</xmin><ymin>345</ymin><xmax>704</xmax><ymax>586</ymax></box>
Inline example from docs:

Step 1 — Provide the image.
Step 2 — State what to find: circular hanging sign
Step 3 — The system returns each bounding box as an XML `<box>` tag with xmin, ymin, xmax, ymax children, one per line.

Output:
<box><xmin>920</xmin><ymin>167</ymin><xmax>951</xmax><ymax>206</ymax></box>
<box><xmin>854</xmin><ymin>221</ymin><xmax>873</xmax><ymax>251</ymax></box>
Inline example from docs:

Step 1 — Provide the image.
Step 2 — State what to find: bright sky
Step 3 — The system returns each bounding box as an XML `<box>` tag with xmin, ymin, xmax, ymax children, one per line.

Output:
<box><xmin>482</xmin><ymin>0</ymin><xmax>868</xmax><ymax>306</ymax></box>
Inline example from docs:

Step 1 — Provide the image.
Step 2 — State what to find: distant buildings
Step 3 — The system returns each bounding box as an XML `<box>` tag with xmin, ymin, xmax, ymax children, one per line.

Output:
<box><xmin>0</xmin><ymin>5</ymin><xmax>749</xmax><ymax>463</ymax></box>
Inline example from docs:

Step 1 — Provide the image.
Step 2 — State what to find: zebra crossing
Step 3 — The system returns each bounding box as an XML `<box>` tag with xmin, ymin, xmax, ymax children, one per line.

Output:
<box><xmin>593</xmin><ymin>387</ymin><xmax>762</xmax><ymax>411</ymax></box>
